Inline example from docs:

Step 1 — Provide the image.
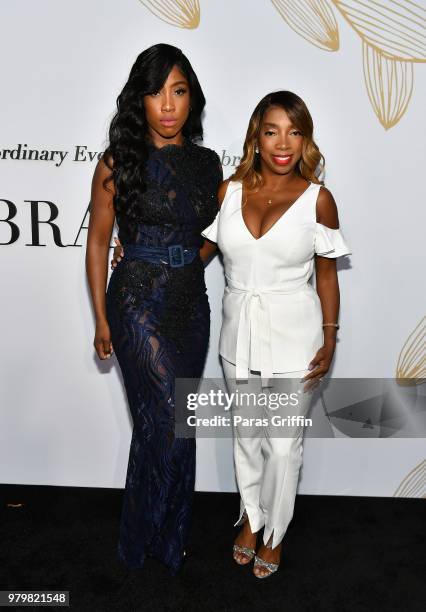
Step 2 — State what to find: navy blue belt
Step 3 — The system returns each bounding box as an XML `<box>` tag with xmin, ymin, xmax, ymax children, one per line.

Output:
<box><xmin>123</xmin><ymin>243</ymin><xmax>199</xmax><ymax>268</ymax></box>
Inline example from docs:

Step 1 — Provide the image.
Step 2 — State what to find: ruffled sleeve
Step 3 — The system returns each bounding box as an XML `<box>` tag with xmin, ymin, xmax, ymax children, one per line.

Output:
<box><xmin>314</xmin><ymin>222</ymin><xmax>351</xmax><ymax>258</ymax></box>
<box><xmin>201</xmin><ymin>210</ymin><xmax>220</xmax><ymax>243</ymax></box>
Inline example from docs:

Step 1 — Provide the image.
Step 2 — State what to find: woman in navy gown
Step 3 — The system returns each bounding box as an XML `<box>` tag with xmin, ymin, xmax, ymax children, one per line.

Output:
<box><xmin>86</xmin><ymin>44</ymin><xmax>222</xmax><ymax>574</ymax></box>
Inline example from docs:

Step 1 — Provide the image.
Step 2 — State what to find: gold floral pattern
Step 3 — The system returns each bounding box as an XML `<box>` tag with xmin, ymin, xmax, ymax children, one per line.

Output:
<box><xmin>269</xmin><ymin>0</ymin><xmax>425</xmax><ymax>128</ymax></box>
<box><xmin>393</xmin><ymin>460</ymin><xmax>426</xmax><ymax>497</ymax></box>
<box><xmin>271</xmin><ymin>0</ymin><xmax>339</xmax><ymax>50</ymax></box>
<box><xmin>139</xmin><ymin>0</ymin><xmax>200</xmax><ymax>29</ymax></box>
<box><xmin>396</xmin><ymin>316</ymin><xmax>426</xmax><ymax>385</ymax></box>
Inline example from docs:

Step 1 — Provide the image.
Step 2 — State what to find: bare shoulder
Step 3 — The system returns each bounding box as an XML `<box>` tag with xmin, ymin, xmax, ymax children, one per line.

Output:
<box><xmin>316</xmin><ymin>184</ymin><xmax>339</xmax><ymax>229</ymax></box>
<box><xmin>218</xmin><ymin>179</ymin><xmax>231</xmax><ymax>208</ymax></box>
<box><xmin>94</xmin><ymin>157</ymin><xmax>110</xmax><ymax>178</ymax></box>
<box><xmin>92</xmin><ymin>155</ymin><xmax>115</xmax><ymax>195</ymax></box>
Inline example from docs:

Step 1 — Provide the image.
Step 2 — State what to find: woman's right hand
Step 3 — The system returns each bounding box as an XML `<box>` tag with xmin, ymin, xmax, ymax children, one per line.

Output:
<box><xmin>94</xmin><ymin>320</ymin><xmax>114</xmax><ymax>360</ymax></box>
<box><xmin>111</xmin><ymin>236</ymin><xmax>124</xmax><ymax>269</ymax></box>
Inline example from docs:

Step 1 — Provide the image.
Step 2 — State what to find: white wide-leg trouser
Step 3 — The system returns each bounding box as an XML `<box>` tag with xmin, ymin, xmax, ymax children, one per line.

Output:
<box><xmin>221</xmin><ymin>357</ymin><xmax>313</xmax><ymax>550</ymax></box>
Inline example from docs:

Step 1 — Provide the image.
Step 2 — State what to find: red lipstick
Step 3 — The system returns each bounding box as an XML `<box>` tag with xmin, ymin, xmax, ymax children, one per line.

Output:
<box><xmin>272</xmin><ymin>154</ymin><xmax>292</xmax><ymax>166</ymax></box>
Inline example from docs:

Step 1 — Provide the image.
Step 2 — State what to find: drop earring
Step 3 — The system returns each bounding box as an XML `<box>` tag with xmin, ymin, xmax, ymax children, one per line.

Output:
<box><xmin>255</xmin><ymin>145</ymin><xmax>259</xmax><ymax>154</ymax></box>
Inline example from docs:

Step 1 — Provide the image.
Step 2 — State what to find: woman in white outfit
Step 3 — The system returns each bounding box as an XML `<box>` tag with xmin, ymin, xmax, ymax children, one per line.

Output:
<box><xmin>200</xmin><ymin>91</ymin><xmax>351</xmax><ymax>578</ymax></box>
<box><xmin>111</xmin><ymin>90</ymin><xmax>351</xmax><ymax>578</ymax></box>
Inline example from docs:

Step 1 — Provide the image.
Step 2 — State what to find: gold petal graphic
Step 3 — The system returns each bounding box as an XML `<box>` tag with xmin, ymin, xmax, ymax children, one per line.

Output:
<box><xmin>363</xmin><ymin>41</ymin><xmax>414</xmax><ymax>129</ymax></box>
<box><xmin>396</xmin><ymin>316</ymin><xmax>426</xmax><ymax>385</ymax></box>
<box><xmin>393</xmin><ymin>459</ymin><xmax>426</xmax><ymax>497</ymax></box>
<box><xmin>139</xmin><ymin>0</ymin><xmax>200</xmax><ymax>29</ymax></box>
<box><xmin>271</xmin><ymin>0</ymin><xmax>339</xmax><ymax>51</ymax></box>
<box><xmin>332</xmin><ymin>0</ymin><xmax>426</xmax><ymax>62</ymax></box>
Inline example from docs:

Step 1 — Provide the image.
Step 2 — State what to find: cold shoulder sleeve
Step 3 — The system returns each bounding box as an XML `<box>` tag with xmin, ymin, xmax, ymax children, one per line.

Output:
<box><xmin>314</xmin><ymin>222</ymin><xmax>351</xmax><ymax>258</ymax></box>
<box><xmin>201</xmin><ymin>209</ymin><xmax>220</xmax><ymax>243</ymax></box>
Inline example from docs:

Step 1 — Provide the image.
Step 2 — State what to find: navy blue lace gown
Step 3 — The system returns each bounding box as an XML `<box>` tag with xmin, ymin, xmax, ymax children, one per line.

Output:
<box><xmin>106</xmin><ymin>140</ymin><xmax>222</xmax><ymax>575</ymax></box>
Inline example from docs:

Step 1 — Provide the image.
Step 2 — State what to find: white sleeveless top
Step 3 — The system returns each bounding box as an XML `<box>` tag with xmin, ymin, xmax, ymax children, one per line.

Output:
<box><xmin>201</xmin><ymin>180</ymin><xmax>351</xmax><ymax>381</ymax></box>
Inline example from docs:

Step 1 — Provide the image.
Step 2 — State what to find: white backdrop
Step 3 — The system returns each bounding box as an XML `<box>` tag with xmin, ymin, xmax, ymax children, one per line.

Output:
<box><xmin>1</xmin><ymin>0</ymin><xmax>425</xmax><ymax>498</ymax></box>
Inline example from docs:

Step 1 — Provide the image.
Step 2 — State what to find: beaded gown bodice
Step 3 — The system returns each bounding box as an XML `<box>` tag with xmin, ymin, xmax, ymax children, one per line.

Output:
<box><xmin>116</xmin><ymin>139</ymin><xmax>221</xmax><ymax>246</ymax></box>
<box><xmin>108</xmin><ymin>140</ymin><xmax>222</xmax><ymax>349</ymax></box>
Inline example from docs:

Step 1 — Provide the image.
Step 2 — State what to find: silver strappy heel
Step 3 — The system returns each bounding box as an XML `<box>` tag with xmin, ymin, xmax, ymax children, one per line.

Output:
<box><xmin>233</xmin><ymin>510</ymin><xmax>256</xmax><ymax>565</ymax></box>
<box><xmin>233</xmin><ymin>543</ymin><xmax>256</xmax><ymax>564</ymax></box>
<box><xmin>253</xmin><ymin>554</ymin><xmax>279</xmax><ymax>578</ymax></box>
<box><xmin>253</xmin><ymin>537</ymin><xmax>280</xmax><ymax>578</ymax></box>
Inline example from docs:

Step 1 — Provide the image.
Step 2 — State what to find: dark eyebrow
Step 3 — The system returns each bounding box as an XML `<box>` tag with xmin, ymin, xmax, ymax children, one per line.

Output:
<box><xmin>263</xmin><ymin>122</ymin><xmax>300</xmax><ymax>129</ymax></box>
<box><xmin>170</xmin><ymin>80</ymin><xmax>188</xmax><ymax>87</ymax></box>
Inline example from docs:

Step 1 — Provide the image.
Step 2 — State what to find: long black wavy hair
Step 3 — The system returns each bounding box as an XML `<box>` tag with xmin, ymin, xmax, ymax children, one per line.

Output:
<box><xmin>103</xmin><ymin>43</ymin><xmax>206</xmax><ymax>218</ymax></box>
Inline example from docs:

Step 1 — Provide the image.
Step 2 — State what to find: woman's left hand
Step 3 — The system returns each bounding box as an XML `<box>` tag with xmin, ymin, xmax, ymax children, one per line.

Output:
<box><xmin>111</xmin><ymin>236</ymin><xmax>124</xmax><ymax>269</ymax></box>
<box><xmin>302</xmin><ymin>341</ymin><xmax>336</xmax><ymax>392</ymax></box>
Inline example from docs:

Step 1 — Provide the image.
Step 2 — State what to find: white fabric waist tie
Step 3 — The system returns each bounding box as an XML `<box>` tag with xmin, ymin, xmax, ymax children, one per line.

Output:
<box><xmin>226</xmin><ymin>277</ymin><xmax>310</xmax><ymax>385</ymax></box>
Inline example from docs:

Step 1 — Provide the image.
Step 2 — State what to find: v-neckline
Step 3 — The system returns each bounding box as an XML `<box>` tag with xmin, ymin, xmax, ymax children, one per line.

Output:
<box><xmin>240</xmin><ymin>181</ymin><xmax>313</xmax><ymax>241</ymax></box>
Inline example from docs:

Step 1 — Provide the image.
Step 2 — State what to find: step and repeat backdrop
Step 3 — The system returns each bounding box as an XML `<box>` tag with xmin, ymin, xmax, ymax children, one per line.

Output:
<box><xmin>1</xmin><ymin>0</ymin><xmax>425</xmax><ymax>497</ymax></box>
